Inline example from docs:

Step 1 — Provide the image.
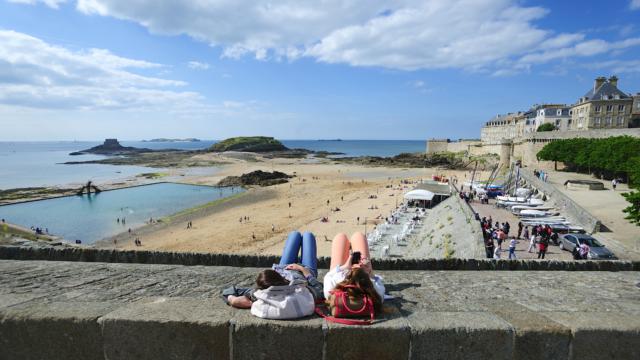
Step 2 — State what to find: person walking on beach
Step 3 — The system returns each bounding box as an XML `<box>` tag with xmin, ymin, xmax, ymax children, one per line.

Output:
<box><xmin>493</xmin><ymin>247</ymin><xmax>501</xmax><ymax>259</ymax></box>
<box><xmin>522</xmin><ymin>226</ymin><xmax>529</xmax><ymax>242</ymax></box>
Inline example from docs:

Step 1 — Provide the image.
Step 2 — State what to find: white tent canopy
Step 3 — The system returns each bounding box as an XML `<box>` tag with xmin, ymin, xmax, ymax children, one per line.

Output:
<box><xmin>404</xmin><ymin>189</ymin><xmax>435</xmax><ymax>201</ymax></box>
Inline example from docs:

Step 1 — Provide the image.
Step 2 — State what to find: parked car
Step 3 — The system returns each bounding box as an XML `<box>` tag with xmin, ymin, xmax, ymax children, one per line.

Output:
<box><xmin>559</xmin><ymin>234</ymin><xmax>617</xmax><ymax>260</ymax></box>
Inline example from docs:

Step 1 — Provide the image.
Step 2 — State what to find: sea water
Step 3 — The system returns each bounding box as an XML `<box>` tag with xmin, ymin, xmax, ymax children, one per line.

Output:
<box><xmin>0</xmin><ymin>183</ymin><xmax>243</xmax><ymax>244</ymax></box>
<box><xmin>0</xmin><ymin>140</ymin><xmax>425</xmax><ymax>189</ymax></box>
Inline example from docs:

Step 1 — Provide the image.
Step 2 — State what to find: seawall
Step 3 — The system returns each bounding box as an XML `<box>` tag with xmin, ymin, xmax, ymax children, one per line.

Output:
<box><xmin>1</xmin><ymin>259</ymin><xmax>639</xmax><ymax>360</ymax></box>
<box><xmin>1</xmin><ymin>246</ymin><xmax>639</xmax><ymax>271</ymax></box>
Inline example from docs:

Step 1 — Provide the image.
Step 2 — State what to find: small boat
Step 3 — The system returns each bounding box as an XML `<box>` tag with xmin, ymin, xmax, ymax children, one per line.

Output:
<box><xmin>511</xmin><ymin>205</ymin><xmax>554</xmax><ymax>214</ymax></box>
<box><xmin>518</xmin><ymin>209</ymin><xmax>560</xmax><ymax>218</ymax></box>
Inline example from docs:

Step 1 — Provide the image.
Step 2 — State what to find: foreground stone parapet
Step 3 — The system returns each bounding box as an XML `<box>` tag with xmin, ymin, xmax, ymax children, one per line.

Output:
<box><xmin>0</xmin><ymin>260</ymin><xmax>639</xmax><ymax>359</ymax></box>
<box><xmin>2</xmin><ymin>246</ymin><xmax>639</xmax><ymax>271</ymax></box>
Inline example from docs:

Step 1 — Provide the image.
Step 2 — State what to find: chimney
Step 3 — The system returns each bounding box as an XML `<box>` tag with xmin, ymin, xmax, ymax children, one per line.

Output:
<box><xmin>594</xmin><ymin>76</ymin><xmax>606</xmax><ymax>92</ymax></box>
<box><xmin>609</xmin><ymin>75</ymin><xmax>618</xmax><ymax>87</ymax></box>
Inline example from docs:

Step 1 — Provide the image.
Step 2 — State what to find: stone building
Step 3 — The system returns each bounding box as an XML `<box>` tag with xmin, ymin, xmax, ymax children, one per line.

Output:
<box><xmin>569</xmin><ymin>76</ymin><xmax>633</xmax><ymax>130</ymax></box>
<box><xmin>480</xmin><ymin>112</ymin><xmax>523</xmax><ymax>145</ymax></box>
<box><xmin>522</xmin><ymin>104</ymin><xmax>571</xmax><ymax>133</ymax></box>
<box><xmin>631</xmin><ymin>93</ymin><xmax>640</xmax><ymax>128</ymax></box>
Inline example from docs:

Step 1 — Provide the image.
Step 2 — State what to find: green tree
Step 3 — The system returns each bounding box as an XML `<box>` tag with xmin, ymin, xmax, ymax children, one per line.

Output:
<box><xmin>622</xmin><ymin>191</ymin><xmax>640</xmax><ymax>226</ymax></box>
<box><xmin>536</xmin><ymin>123</ymin><xmax>556</xmax><ymax>132</ymax></box>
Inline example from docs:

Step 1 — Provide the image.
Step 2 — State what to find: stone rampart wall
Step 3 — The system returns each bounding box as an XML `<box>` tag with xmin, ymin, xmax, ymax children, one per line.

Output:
<box><xmin>1</xmin><ymin>245</ymin><xmax>637</xmax><ymax>271</ymax></box>
<box><xmin>1</xmin><ymin>260</ymin><xmax>639</xmax><ymax>360</ymax></box>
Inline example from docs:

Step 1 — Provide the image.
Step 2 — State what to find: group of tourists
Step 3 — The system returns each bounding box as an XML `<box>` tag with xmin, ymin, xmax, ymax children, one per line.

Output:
<box><xmin>533</xmin><ymin>169</ymin><xmax>549</xmax><ymax>183</ymax></box>
<box><xmin>480</xmin><ymin>217</ymin><xmax>516</xmax><ymax>259</ymax></box>
<box><xmin>223</xmin><ymin>231</ymin><xmax>384</xmax><ymax>324</ymax></box>
<box><xmin>481</xmin><ymin>218</ymin><xmax>560</xmax><ymax>260</ymax></box>
<box><xmin>523</xmin><ymin>223</ymin><xmax>556</xmax><ymax>259</ymax></box>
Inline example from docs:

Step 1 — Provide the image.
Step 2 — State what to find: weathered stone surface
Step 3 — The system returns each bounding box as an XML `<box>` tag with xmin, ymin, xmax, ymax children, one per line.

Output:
<box><xmin>492</xmin><ymin>309</ymin><xmax>571</xmax><ymax>360</ymax></box>
<box><xmin>230</xmin><ymin>310</ymin><xmax>324</xmax><ymax>360</ymax></box>
<box><xmin>0</xmin><ymin>301</ymin><xmax>116</xmax><ymax>360</ymax></box>
<box><xmin>406</xmin><ymin>311</ymin><xmax>514</xmax><ymax>360</ymax></box>
<box><xmin>324</xmin><ymin>302</ymin><xmax>410</xmax><ymax>360</ymax></box>
<box><xmin>0</xmin><ymin>260</ymin><xmax>639</xmax><ymax>359</ymax></box>
<box><xmin>2</xmin><ymin>245</ymin><xmax>639</xmax><ymax>270</ymax></box>
<box><xmin>99</xmin><ymin>297</ymin><xmax>231</xmax><ymax>360</ymax></box>
<box><xmin>541</xmin><ymin>312</ymin><xmax>640</xmax><ymax>360</ymax></box>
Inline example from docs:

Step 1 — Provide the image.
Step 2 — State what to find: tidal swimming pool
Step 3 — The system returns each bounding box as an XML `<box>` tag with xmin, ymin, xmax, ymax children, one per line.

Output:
<box><xmin>0</xmin><ymin>183</ymin><xmax>243</xmax><ymax>244</ymax></box>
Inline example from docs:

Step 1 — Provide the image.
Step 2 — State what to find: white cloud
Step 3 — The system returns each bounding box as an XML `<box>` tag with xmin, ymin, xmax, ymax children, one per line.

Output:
<box><xmin>518</xmin><ymin>37</ymin><xmax>640</xmax><ymax>65</ymax></box>
<box><xmin>0</xmin><ymin>30</ymin><xmax>197</xmax><ymax>110</ymax></box>
<box><xmin>631</xmin><ymin>0</ymin><xmax>640</xmax><ymax>10</ymax></box>
<box><xmin>7</xmin><ymin>0</ymin><xmax>67</xmax><ymax>8</ymax></box>
<box><xmin>10</xmin><ymin>0</ymin><xmax>640</xmax><ymax>73</ymax></box>
<box><xmin>586</xmin><ymin>59</ymin><xmax>640</xmax><ymax>74</ymax></box>
<box><xmin>187</xmin><ymin>61</ymin><xmax>210</xmax><ymax>70</ymax></box>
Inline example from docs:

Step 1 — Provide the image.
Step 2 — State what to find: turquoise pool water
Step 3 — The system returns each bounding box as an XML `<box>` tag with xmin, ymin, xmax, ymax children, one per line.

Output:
<box><xmin>0</xmin><ymin>183</ymin><xmax>243</xmax><ymax>244</ymax></box>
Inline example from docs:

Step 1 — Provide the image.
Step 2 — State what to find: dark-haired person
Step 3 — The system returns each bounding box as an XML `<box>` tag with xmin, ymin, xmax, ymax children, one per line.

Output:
<box><xmin>329</xmin><ymin>267</ymin><xmax>383</xmax><ymax>316</ymax></box>
<box><xmin>323</xmin><ymin>232</ymin><xmax>385</xmax><ymax>301</ymax></box>
<box><xmin>224</xmin><ymin>231</ymin><xmax>323</xmax><ymax>309</ymax></box>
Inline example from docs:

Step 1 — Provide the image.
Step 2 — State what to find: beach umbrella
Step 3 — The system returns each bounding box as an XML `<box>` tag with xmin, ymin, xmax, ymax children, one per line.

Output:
<box><xmin>403</xmin><ymin>189</ymin><xmax>435</xmax><ymax>201</ymax></box>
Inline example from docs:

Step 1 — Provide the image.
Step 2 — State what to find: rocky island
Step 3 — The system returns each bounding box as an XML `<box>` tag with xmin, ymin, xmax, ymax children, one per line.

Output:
<box><xmin>217</xmin><ymin>170</ymin><xmax>293</xmax><ymax>187</ymax></box>
<box><xmin>142</xmin><ymin>138</ymin><xmax>201</xmax><ymax>142</ymax></box>
<box><xmin>69</xmin><ymin>139</ymin><xmax>153</xmax><ymax>156</ymax></box>
<box><xmin>208</xmin><ymin>136</ymin><xmax>289</xmax><ymax>153</ymax></box>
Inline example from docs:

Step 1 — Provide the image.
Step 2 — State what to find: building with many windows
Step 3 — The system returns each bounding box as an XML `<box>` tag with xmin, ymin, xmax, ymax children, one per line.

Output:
<box><xmin>569</xmin><ymin>76</ymin><xmax>633</xmax><ymax>130</ymax></box>
<box><xmin>480</xmin><ymin>112</ymin><xmax>523</xmax><ymax>145</ymax></box>
<box><xmin>631</xmin><ymin>93</ymin><xmax>640</xmax><ymax>128</ymax></box>
<box><xmin>522</xmin><ymin>104</ymin><xmax>571</xmax><ymax>133</ymax></box>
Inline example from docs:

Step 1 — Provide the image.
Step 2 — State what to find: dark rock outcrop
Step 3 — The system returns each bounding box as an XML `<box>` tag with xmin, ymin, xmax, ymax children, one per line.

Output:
<box><xmin>70</xmin><ymin>139</ymin><xmax>153</xmax><ymax>156</ymax></box>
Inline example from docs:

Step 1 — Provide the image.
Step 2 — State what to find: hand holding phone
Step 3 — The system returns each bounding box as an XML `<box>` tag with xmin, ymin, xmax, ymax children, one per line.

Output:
<box><xmin>351</xmin><ymin>251</ymin><xmax>361</xmax><ymax>264</ymax></box>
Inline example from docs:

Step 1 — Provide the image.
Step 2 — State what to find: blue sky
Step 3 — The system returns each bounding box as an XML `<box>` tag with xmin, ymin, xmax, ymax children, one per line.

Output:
<box><xmin>1</xmin><ymin>0</ymin><xmax>639</xmax><ymax>141</ymax></box>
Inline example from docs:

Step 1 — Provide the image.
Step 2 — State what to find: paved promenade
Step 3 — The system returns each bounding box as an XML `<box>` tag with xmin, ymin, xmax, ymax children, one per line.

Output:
<box><xmin>1</xmin><ymin>259</ymin><xmax>638</xmax><ymax>359</ymax></box>
<box><xmin>543</xmin><ymin>169</ymin><xmax>640</xmax><ymax>257</ymax></box>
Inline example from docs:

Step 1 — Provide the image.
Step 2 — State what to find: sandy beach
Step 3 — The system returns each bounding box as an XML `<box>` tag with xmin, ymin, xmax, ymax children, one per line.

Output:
<box><xmin>104</xmin><ymin>152</ymin><xmax>472</xmax><ymax>256</ymax></box>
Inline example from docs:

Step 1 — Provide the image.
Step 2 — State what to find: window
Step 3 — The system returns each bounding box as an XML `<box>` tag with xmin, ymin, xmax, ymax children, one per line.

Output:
<box><xmin>557</xmin><ymin>109</ymin><xmax>561</xmax><ymax>116</ymax></box>
<box><xmin>614</xmin><ymin>95</ymin><xmax>620</xmax><ymax>100</ymax></box>
<box><xmin>555</xmin><ymin>119</ymin><xmax>561</xmax><ymax>126</ymax></box>
<box><xmin>617</xmin><ymin>116</ymin><xmax>624</xmax><ymax>126</ymax></box>
<box><xmin>568</xmin><ymin>119</ymin><xmax>572</xmax><ymax>125</ymax></box>
<box><xmin>605</xmin><ymin>116</ymin><xmax>612</xmax><ymax>126</ymax></box>
<box><xmin>594</xmin><ymin>117</ymin><xmax>601</xmax><ymax>126</ymax></box>
<box><xmin>595</xmin><ymin>105</ymin><xmax>601</xmax><ymax>113</ymax></box>
<box><xmin>618</xmin><ymin>105</ymin><xmax>625</xmax><ymax>112</ymax></box>
<box><xmin>606</xmin><ymin>105</ymin><xmax>613</xmax><ymax>113</ymax></box>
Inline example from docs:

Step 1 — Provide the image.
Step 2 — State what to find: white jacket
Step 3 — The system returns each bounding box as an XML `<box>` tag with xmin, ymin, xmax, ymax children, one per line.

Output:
<box><xmin>323</xmin><ymin>267</ymin><xmax>385</xmax><ymax>300</ymax></box>
<box><xmin>250</xmin><ymin>280</ymin><xmax>315</xmax><ymax>320</ymax></box>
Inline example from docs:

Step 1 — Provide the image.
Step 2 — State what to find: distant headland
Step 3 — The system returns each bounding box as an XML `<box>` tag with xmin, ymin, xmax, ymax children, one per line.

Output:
<box><xmin>142</xmin><ymin>138</ymin><xmax>201</xmax><ymax>143</ymax></box>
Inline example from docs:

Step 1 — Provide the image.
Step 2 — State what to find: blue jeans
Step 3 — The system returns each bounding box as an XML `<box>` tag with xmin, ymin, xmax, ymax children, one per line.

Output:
<box><xmin>279</xmin><ymin>231</ymin><xmax>317</xmax><ymax>277</ymax></box>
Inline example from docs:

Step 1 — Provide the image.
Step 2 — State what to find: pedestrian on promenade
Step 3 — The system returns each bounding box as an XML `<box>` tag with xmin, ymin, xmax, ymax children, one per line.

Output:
<box><xmin>517</xmin><ymin>222</ymin><xmax>523</xmax><ymax>239</ymax></box>
<box><xmin>485</xmin><ymin>237</ymin><xmax>495</xmax><ymax>259</ymax></box>
<box><xmin>612</xmin><ymin>178</ymin><xmax>617</xmax><ymax>191</ymax></box>
<box><xmin>537</xmin><ymin>236</ymin><xmax>548</xmax><ymax>259</ymax></box>
<box><xmin>527</xmin><ymin>233</ymin><xmax>536</xmax><ymax>253</ymax></box>
<box><xmin>522</xmin><ymin>226</ymin><xmax>529</xmax><ymax>241</ymax></box>
<box><xmin>508</xmin><ymin>237</ymin><xmax>517</xmax><ymax>260</ymax></box>
<box><xmin>493</xmin><ymin>247</ymin><xmax>501</xmax><ymax>259</ymax></box>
